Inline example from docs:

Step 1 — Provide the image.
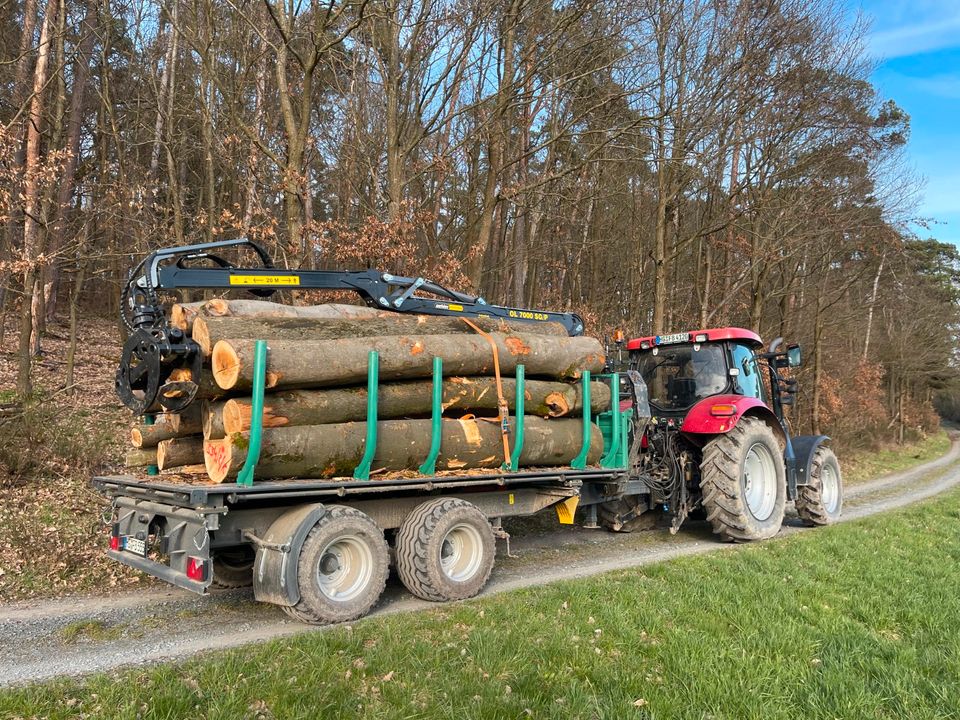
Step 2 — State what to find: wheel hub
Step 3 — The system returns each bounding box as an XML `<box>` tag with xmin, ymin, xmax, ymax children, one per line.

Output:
<box><xmin>742</xmin><ymin>442</ymin><xmax>777</xmax><ymax>521</ymax></box>
<box><xmin>316</xmin><ymin>536</ymin><xmax>373</xmax><ymax>601</ymax></box>
<box><xmin>439</xmin><ymin>524</ymin><xmax>484</xmax><ymax>582</ymax></box>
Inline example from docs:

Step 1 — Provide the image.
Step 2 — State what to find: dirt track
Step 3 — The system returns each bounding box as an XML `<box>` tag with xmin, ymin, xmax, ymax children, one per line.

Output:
<box><xmin>1</xmin><ymin>436</ymin><xmax>958</xmax><ymax>687</ymax></box>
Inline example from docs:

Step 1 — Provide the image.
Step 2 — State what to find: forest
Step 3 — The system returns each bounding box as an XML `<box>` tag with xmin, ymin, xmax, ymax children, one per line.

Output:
<box><xmin>1</xmin><ymin>0</ymin><xmax>958</xmax><ymax>450</ymax></box>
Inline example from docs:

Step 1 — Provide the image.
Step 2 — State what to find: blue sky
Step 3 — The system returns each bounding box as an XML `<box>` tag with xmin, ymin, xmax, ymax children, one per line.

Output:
<box><xmin>857</xmin><ymin>0</ymin><xmax>960</xmax><ymax>245</ymax></box>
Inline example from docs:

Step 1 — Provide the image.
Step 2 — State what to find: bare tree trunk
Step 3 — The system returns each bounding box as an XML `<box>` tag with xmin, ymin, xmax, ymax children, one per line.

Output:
<box><xmin>44</xmin><ymin>0</ymin><xmax>98</xmax><ymax>321</ymax></box>
<box><xmin>18</xmin><ymin>0</ymin><xmax>59</xmax><ymax>392</ymax></box>
<box><xmin>862</xmin><ymin>251</ymin><xmax>885</xmax><ymax>361</ymax></box>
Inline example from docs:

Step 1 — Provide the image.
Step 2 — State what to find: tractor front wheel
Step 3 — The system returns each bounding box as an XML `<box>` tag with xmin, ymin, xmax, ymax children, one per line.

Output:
<box><xmin>700</xmin><ymin>416</ymin><xmax>787</xmax><ymax>542</ymax></box>
<box><xmin>796</xmin><ymin>446</ymin><xmax>843</xmax><ymax>525</ymax></box>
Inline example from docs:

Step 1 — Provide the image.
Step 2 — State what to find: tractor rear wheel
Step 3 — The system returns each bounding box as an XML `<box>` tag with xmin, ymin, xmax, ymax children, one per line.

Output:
<box><xmin>599</xmin><ymin>495</ymin><xmax>656</xmax><ymax>532</ymax></box>
<box><xmin>700</xmin><ymin>416</ymin><xmax>786</xmax><ymax>542</ymax></box>
<box><xmin>796</xmin><ymin>446</ymin><xmax>843</xmax><ymax>525</ymax></box>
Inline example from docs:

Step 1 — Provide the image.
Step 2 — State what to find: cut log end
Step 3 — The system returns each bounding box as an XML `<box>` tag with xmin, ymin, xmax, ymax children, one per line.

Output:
<box><xmin>544</xmin><ymin>391</ymin><xmax>569</xmax><ymax>417</ymax></box>
<box><xmin>212</xmin><ymin>341</ymin><xmax>241</xmax><ymax>390</ymax></box>
<box><xmin>204</xmin><ymin>438</ymin><xmax>238</xmax><ymax>483</ymax></box>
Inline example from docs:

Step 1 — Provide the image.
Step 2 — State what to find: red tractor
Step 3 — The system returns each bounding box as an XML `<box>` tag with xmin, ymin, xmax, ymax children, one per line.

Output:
<box><xmin>602</xmin><ymin>328</ymin><xmax>842</xmax><ymax>541</ymax></box>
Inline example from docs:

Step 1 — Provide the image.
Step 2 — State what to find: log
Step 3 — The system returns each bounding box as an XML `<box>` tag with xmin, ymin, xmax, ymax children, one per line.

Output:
<box><xmin>212</xmin><ymin>333</ymin><xmax>605</xmax><ymax>391</ymax></box>
<box><xmin>163</xmin><ymin>367</ymin><xmax>222</xmax><ymax>401</ymax></box>
<box><xmin>202</xmin><ymin>399</ymin><xmax>228</xmax><ymax>440</ymax></box>
<box><xmin>222</xmin><ymin>378</ymin><xmax>611</xmax><ymax>434</ymax></box>
<box><xmin>157</xmin><ymin>437</ymin><xmax>206</xmax><ymax>470</ymax></box>
<box><xmin>193</xmin><ymin>313</ymin><xmax>567</xmax><ymax>357</ymax></box>
<box><xmin>170</xmin><ymin>301</ymin><xmax>208</xmax><ymax>333</ymax></box>
<box><xmin>204</xmin><ymin>416</ymin><xmax>603</xmax><ymax>482</ymax></box>
<box><xmin>169</xmin><ymin>405</ymin><xmax>203</xmax><ymax>435</ymax></box>
<box><xmin>203</xmin><ymin>299</ymin><xmax>382</xmax><ymax>321</ymax></box>
<box><xmin>131</xmin><ymin>414</ymin><xmax>181</xmax><ymax>448</ymax></box>
<box><xmin>125</xmin><ymin>448</ymin><xmax>157</xmax><ymax>468</ymax></box>
<box><xmin>160</xmin><ymin>464</ymin><xmax>208</xmax><ymax>476</ymax></box>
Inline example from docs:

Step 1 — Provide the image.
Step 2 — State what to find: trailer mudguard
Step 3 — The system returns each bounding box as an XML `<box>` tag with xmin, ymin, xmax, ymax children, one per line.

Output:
<box><xmin>790</xmin><ymin>435</ymin><xmax>831</xmax><ymax>487</ymax></box>
<box><xmin>252</xmin><ymin>503</ymin><xmax>327</xmax><ymax>606</ymax></box>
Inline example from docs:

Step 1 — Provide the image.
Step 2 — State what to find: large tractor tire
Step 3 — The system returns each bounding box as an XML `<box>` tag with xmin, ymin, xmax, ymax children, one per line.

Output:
<box><xmin>599</xmin><ymin>495</ymin><xmax>657</xmax><ymax>532</ymax></box>
<box><xmin>282</xmin><ymin>505</ymin><xmax>389</xmax><ymax>625</ymax></box>
<box><xmin>395</xmin><ymin>497</ymin><xmax>495</xmax><ymax>602</ymax></box>
<box><xmin>211</xmin><ymin>547</ymin><xmax>255</xmax><ymax>589</ymax></box>
<box><xmin>796</xmin><ymin>446</ymin><xmax>843</xmax><ymax>526</ymax></box>
<box><xmin>700</xmin><ymin>416</ymin><xmax>787</xmax><ymax>542</ymax></box>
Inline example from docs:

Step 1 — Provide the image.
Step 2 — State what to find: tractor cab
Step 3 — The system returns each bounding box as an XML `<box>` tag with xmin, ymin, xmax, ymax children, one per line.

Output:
<box><xmin>626</xmin><ymin>328</ymin><xmax>771</xmax><ymax>421</ymax></box>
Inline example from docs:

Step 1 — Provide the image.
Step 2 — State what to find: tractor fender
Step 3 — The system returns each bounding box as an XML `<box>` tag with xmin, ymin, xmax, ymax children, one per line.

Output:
<box><xmin>252</xmin><ymin>503</ymin><xmax>327</xmax><ymax>607</ymax></box>
<box><xmin>680</xmin><ymin>395</ymin><xmax>785</xmax><ymax>444</ymax></box>
<box><xmin>790</xmin><ymin>434</ymin><xmax>831</xmax><ymax>487</ymax></box>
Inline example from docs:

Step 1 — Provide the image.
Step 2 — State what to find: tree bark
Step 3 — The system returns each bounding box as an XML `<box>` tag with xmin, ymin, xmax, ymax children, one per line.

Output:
<box><xmin>193</xmin><ymin>313</ymin><xmax>568</xmax><ymax>356</ymax></box>
<box><xmin>202</xmin><ymin>399</ymin><xmax>228</xmax><ymax>439</ymax></box>
<box><xmin>204</xmin><ymin>416</ymin><xmax>604</xmax><ymax>482</ymax></box>
<box><xmin>125</xmin><ymin>448</ymin><xmax>157</xmax><ymax>468</ymax></box>
<box><xmin>222</xmin><ymin>377</ymin><xmax>610</xmax><ymax>434</ymax></box>
<box><xmin>157</xmin><ymin>436</ymin><xmax>205</xmax><ymax>470</ymax></box>
<box><xmin>131</xmin><ymin>412</ymin><xmax>198</xmax><ymax>448</ymax></box>
<box><xmin>212</xmin><ymin>333</ymin><xmax>605</xmax><ymax>391</ymax></box>
<box><xmin>202</xmin><ymin>299</ymin><xmax>382</xmax><ymax>321</ymax></box>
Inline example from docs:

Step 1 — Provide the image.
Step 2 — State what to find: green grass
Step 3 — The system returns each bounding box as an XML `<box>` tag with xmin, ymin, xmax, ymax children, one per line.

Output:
<box><xmin>4</xmin><ymin>489</ymin><xmax>960</xmax><ymax>719</ymax></box>
<box><xmin>842</xmin><ymin>430</ymin><xmax>952</xmax><ymax>485</ymax></box>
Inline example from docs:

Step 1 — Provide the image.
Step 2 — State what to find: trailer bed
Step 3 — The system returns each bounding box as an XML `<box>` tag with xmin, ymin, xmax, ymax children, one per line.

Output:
<box><xmin>93</xmin><ymin>466</ymin><xmax>626</xmax><ymax>509</ymax></box>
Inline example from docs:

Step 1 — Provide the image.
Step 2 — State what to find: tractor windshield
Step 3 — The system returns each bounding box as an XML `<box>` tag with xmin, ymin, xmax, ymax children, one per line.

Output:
<box><xmin>635</xmin><ymin>343</ymin><xmax>729</xmax><ymax>412</ymax></box>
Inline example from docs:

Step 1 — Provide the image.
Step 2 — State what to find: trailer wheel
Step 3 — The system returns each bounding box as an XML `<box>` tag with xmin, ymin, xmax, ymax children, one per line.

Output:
<box><xmin>700</xmin><ymin>416</ymin><xmax>786</xmax><ymax>542</ymax></box>
<box><xmin>796</xmin><ymin>446</ymin><xmax>843</xmax><ymax>526</ymax></box>
<box><xmin>283</xmin><ymin>506</ymin><xmax>389</xmax><ymax>625</ymax></box>
<box><xmin>598</xmin><ymin>495</ymin><xmax>655</xmax><ymax>532</ymax></box>
<box><xmin>395</xmin><ymin>498</ymin><xmax>495</xmax><ymax>602</ymax></box>
<box><xmin>212</xmin><ymin>547</ymin><xmax>255</xmax><ymax>588</ymax></box>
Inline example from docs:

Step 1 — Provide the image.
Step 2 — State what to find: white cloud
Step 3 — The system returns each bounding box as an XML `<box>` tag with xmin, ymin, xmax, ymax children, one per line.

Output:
<box><xmin>868</xmin><ymin>12</ymin><xmax>960</xmax><ymax>59</ymax></box>
<box><xmin>914</xmin><ymin>73</ymin><xmax>960</xmax><ymax>99</ymax></box>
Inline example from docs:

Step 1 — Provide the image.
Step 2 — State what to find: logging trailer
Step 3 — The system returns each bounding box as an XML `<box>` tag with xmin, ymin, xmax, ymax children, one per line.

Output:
<box><xmin>95</xmin><ymin>240</ymin><xmax>843</xmax><ymax>624</ymax></box>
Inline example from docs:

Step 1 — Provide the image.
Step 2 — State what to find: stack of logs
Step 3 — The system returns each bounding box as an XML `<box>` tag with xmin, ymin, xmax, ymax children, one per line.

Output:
<box><xmin>125</xmin><ymin>299</ymin><xmax>610</xmax><ymax>483</ymax></box>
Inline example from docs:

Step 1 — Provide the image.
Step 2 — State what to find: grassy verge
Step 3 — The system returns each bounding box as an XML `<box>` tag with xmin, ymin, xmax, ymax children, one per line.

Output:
<box><xmin>4</xmin><ymin>487</ymin><xmax>960</xmax><ymax>718</ymax></box>
<box><xmin>842</xmin><ymin>430</ymin><xmax>952</xmax><ymax>485</ymax></box>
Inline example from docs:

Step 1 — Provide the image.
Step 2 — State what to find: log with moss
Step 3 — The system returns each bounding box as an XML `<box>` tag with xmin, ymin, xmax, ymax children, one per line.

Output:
<box><xmin>157</xmin><ymin>437</ymin><xmax>205</xmax><ymax>471</ymax></box>
<box><xmin>212</xmin><ymin>333</ymin><xmax>605</xmax><ymax>391</ymax></box>
<box><xmin>125</xmin><ymin>448</ymin><xmax>157</xmax><ymax>468</ymax></box>
<box><xmin>192</xmin><ymin>313</ymin><xmax>568</xmax><ymax>357</ymax></box>
<box><xmin>204</xmin><ymin>416</ymin><xmax>603</xmax><ymax>483</ymax></box>
<box><xmin>221</xmin><ymin>377</ymin><xmax>610</xmax><ymax>434</ymax></box>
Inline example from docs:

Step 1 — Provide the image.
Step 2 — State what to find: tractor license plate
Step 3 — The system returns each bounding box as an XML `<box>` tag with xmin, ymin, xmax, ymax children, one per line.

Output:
<box><xmin>124</xmin><ymin>537</ymin><xmax>146</xmax><ymax>557</ymax></box>
<box><xmin>656</xmin><ymin>332</ymin><xmax>688</xmax><ymax>345</ymax></box>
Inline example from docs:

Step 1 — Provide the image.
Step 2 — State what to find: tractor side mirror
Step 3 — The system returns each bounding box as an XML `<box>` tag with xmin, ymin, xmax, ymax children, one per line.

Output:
<box><xmin>787</xmin><ymin>344</ymin><xmax>801</xmax><ymax>368</ymax></box>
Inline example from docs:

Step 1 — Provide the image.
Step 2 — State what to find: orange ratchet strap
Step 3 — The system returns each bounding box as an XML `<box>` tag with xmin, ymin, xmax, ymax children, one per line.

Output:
<box><xmin>461</xmin><ymin>318</ymin><xmax>512</xmax><ymax>468</ymax></box>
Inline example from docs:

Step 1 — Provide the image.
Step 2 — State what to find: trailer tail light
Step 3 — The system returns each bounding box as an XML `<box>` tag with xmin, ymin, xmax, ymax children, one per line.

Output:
<box><xmin>694</xmin><ymin>333</ymin><xmax>708</xmax><ymax>342</ymax></box>
<box><xmin>710</xmin><ymin>404</ymin><xmax>737</xmax><ymax>417</ymax></box>
<box><xmin>109</xmin><ymin>535</ymin><xmax>121</xmax><ymax>551</ymax></box>
<box><xmin>186</xmin><ymin>557</ymin><xmax>208</xmax><ymax>582</ymax></box>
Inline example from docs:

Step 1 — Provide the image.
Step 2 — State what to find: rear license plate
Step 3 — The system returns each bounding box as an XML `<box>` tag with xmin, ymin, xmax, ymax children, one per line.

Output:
<box><xmin>124</xmin><ymin>537</ymin><xmax>146</xmax><ymax>556</ymax></box>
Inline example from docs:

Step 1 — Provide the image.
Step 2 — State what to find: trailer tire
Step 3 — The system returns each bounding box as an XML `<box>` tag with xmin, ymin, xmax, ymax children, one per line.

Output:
<box><xmin>700</xmin><ymin>416</ymin><xmax>786</xmax><ymax>542</ymax></box>
<box><xmin>796</xmin><ymin>446</ymin><xmax>843</xmax><ymax>526</ymax></box>
<box><xmin>211</xmin><ymin>548</ymin><xmax>255</xmax><ymax>589</ymax></box>
<box><xmin>284</xmin><ymin>505</ymin><xmax>389</xmax><ymax>625</ymax></box>
<box><xmin>395</xmin><ymin>498</ymin><xmax>495</xmax><ymax>602</ymax></box>
<box><xmin>598</xmin><ymin>496</ymin><xmax>655</xmax><ymax>532</ymax></box>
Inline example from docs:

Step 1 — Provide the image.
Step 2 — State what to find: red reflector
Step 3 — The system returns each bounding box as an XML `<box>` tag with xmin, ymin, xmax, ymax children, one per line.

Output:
<box><xmin>641</xmin><ymin>434</ymin><xmax>649</xmax><ymax>449</ymax></box>
<box><xmin>109</xmin><ymin>535</ymin><xmax>121</xmax><ymax>551</ymax></box>
<box><xmin>710</xmin><ymin>404</ymin><xmax>737</xmax><ymax>417</ymax></box>
<box><xmin>186</xmin><ymin>556</ymin><xmax>207</xmax><ymax>582</ymax></box>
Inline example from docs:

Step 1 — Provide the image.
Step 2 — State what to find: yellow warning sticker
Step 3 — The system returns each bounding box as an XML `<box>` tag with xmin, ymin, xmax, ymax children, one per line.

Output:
<box><xmin>229</xmin><ymin>274</ymin><xmax>300</xmax><ymax>286</ymax></box>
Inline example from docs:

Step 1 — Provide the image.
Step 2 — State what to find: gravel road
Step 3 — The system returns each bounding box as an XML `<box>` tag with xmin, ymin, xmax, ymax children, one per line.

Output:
<box><xmin>2</xmin><ymin>437</ymin><xmax>958</xmax><ymax>687</ymax></box>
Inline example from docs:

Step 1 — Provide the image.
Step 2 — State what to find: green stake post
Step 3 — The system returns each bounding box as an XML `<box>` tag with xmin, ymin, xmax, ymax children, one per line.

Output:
<box><xmin>600</xmin><ymin>372</ymin><xmax>623</xmax><ymax>468</ymax></box>
<box><xmin>418</xmin><ymin>357</ymin><xmax>443</xmax><ymax>475</ymax></box>
<box><xmin>353</xmin><ymin>351</ymin><xmax>380</xmax><ymax>480</ymax></box>
<box><xmin>508</xmin><ymin>364</ymin><xmax>526</xmax><ymax>471</ymax></box>
<box><xmin>144</xmin><ymin>414</ymin><xmax>159</xmax><ymax>476</ymax></box>
<box><xmin>236</xmin><ymin>339</ymin><xmax>268</xmax><ymax>487</ymax></box>
<box><xmin>571</xmin><ymin>370</ymin><xmax>593</xmax><ymax>469</ymax></box>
